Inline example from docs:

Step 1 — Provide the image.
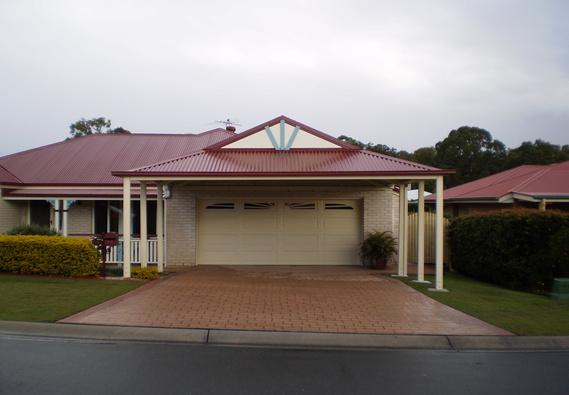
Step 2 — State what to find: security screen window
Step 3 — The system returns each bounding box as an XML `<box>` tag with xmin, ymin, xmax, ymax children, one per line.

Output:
<box><xmin>29</xmin><ymin>200</ymin><xmax>51</xmax><ymax>228</ymax></box>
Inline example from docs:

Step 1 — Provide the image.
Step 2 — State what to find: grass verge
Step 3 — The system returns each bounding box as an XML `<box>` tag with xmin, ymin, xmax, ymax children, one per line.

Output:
<box><xmin>0</xmin><ymin>275</ymin><xmax>143</xmax><ymax>322</ymax></box>
<box><xmin>400</xmin><ymin>272</ymin><xmax>569</xmax><ymax>336</ymax></box>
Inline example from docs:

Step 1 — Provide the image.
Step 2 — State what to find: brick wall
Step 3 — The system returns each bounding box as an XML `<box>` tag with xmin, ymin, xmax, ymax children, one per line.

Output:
<box><xmin>0</xmin><ymin>194</ymin><xmax>26</xmax><ymax>233</ymax></box>
<box><xmin>166</xmin><ymin>185</ymin><xmax>399</xmax><ymax>266</ymax></box>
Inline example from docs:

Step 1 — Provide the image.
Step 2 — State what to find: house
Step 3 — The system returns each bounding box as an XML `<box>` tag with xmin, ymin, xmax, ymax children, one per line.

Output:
<box><xmin>0</xmin><ymin>115</ymin><xmax>452</xmax><ymax>289</ymax></box>
<box><xmin>426</xmin><ymin>161</ymin><xmax>569</xmax><ymax>217</ymax></box>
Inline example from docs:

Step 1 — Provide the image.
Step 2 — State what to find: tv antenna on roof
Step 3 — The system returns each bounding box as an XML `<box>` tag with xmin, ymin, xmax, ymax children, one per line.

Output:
<box><xmin>215</xmin><ymin>118</ymin><xmax>242</xmax><ymax>133</ymax></box>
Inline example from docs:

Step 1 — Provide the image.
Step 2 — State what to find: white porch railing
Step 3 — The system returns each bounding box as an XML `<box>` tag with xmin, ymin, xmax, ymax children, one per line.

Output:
<box><xmin>106</xmin><ymin>238</ymin><xmax>159</xmax><ymax>264</ymax></box>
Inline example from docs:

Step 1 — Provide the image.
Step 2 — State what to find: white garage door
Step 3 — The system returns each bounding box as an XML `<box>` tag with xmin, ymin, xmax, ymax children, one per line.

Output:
<box><xmin>197</xmin><ymin>199</ymin><xmax>361</xmax><ymax>265</ymax></box>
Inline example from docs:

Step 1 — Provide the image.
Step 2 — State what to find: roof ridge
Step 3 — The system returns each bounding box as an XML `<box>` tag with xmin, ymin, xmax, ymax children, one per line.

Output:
<box><xmin>510</xmin><ymin>164</ymin><xmax>553</xmax><ymax>193</ymax></box>
<box><xmin>129</xmin><ymin>150</ymin><xmax>207</xmax><ymax>172</ymax></box>
<box><xmin>360</xmin><ymin>149</ymin><xmax>439</xmax><ymax>171</ymax></box>
<box><xmin>0</xmin><ymin>163</ymin><xmax>23</xmax><ymax>183</ymax></box>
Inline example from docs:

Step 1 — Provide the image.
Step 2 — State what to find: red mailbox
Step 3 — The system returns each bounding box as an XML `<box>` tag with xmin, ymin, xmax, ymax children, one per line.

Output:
<box><xmin>92</xmin><ymin>232</ymin><xmax>119</xmax><ymax>276</ymax></box>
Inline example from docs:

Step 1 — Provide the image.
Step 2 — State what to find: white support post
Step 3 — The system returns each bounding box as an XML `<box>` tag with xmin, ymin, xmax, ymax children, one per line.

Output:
<box><xmin>123</xmin><ymin>178</ymin><xmax>131</xmax><ymax>278</ymax></box>
<box><xmin>403</xmin><ymin>183</ymin><xmax>410</xmax><ymax>277</ymax></box>
<box><xmin>62</xmin><ymin>199</ymin><xmax>69</xmax><ymax>237</ymax></box>
<box><xmin>54</xmin><ymin>200</ymin><xmax>60</xmax><ymax>233</ymax></box>
<box><xmin>430</xmin><ymin>176</ymin><xmax>447</xmax><ymax>292</ymax></box>
<box><xmin>393</xmin><ymin>183</ymin><xmax>407</xmax><ymax>277</ymax></box>
<box><xmin>156</xmin><ymin>183</ymin><xmax>164</xmax><ymax>273</ymax></box>
<box><xmin>140</xmin><ymin>182</ymin><xmax>148</xmax><ymax>268</ymax></box>
<box><xmin>413</xmin><ymin>181</ymin><xmax>430</xmax><ymax>284</ymax></box>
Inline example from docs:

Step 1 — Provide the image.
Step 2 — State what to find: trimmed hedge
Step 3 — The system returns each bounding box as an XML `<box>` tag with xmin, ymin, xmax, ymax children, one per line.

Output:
<box><xmin>132</xmin><ymin>267</ymin><xmax>160</xmax><ymax>280</ymax></box>
<box><xmin>0</xmin><ymin>235</ymin><xmax>100</xmax><ymax>277</ymax></box>
<box><xmin>449</xmin><ymin>210</ymin><xmax>569</xmax><ymax>292</ymax></box>
<box><xmin>7</xmin><ymin>225</ymin><xmax>59</xmax><ymax>236</ymax></box>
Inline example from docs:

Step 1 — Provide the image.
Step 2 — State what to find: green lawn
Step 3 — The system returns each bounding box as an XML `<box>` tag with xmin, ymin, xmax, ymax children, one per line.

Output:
<box><xmin>400</xmin><ymin>273</ymin><xmax>569</xmax><ymax>336</ymax></box>
<box><xmin>0</xmin><ymin>275</ymin><xmax>143</xmax><ymax>322</ymax></box>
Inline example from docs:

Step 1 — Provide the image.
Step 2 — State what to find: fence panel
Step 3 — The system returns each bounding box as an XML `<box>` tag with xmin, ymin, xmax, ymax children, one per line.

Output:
<box><xmin>407</xmin><ymin>212</ymin><xmax>450</xmax><ymax>264</ymax></box>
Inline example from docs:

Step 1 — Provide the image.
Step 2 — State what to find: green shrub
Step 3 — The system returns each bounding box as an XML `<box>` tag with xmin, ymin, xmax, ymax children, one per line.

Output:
<box><xmin>549</xmin><ymin>227</ymin><xmax>569</xmax><ymax>278</ymax></box>
<box><xmin>7</xmin><ymin>225</ymin><xmax>59</xmax><ymax>236</ymax></box>
<box><xmin>0</xmin><ymin>235</ymin><xmax>99</xmax><ymax>277</ymax></box>
<box><xmin>449</xmin><ymin>210</ymin><xmax>569</xmax><ymax>292</ymax></box>
<box><xmin>132</xmin><ymin>267</ymin><xmax>160</xmax><ymax>280</ymax></box>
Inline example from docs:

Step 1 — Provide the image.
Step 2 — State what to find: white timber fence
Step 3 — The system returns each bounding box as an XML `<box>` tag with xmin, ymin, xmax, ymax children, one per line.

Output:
<box><xmin>106</xmin><ymin>239</ymin><xmax>159</xmax><ymax>264</ymax></box>
<box><xmin>407</xmin><ymin>212</ymin><xmax>450</xmax><ymax>264</ymax></box>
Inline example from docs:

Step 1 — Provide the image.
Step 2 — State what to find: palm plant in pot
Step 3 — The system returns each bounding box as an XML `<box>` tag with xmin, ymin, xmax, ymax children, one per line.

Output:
<box><xmin>360</xmin><ymin>231</ymin><xmax>397</xmax><ymax>269</ymax></box>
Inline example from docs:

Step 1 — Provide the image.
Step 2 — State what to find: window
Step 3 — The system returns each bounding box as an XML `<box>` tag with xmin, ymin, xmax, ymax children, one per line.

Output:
<box><xmin>94</xmin><ymin>201</ymin><xmax>108</xmax><ymax>234</ymax></box>
<box><xmin>205</xmin><ymin>203</ymin><xmax>235</xmax><ymax>210</ymax></box>
<box><xmin>30</xmin><ymin>200</ymin><xmax>51</xmax><ymax>228</ymax></box>
<box><xmin>244</xmin><ymin>202</ymin><xmax>275</xmax><ymax>210</ymax></box>
<box><xmin>131</xmin><ymin>201</ymin><xmax>157</xmax><ymax>236</ymax></box>
<box><xmin>94</xmin><ymin>200</ymin><xmax>158</xmax><ymax>236</ymax></box>
<box><xmin>325</xmin><ymin>202</ymin><xmax>354</xmax><ymax>210</ymax></box>
<box><xmin>94</xmin><ymin>201</ymin><xmax>122</xmax><ymax>234</ymax></box>
<box><xmin>285</xmin><ymin>202</ymin><xmax>316</xmax><ymax>210</ymax></box>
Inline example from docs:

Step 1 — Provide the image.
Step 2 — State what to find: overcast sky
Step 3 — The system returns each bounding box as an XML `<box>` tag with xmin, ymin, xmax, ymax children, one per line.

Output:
<box><xmin>0</xmin><ymin>0</ymin><xmax>567</xmax><ymax>156</ymax></box>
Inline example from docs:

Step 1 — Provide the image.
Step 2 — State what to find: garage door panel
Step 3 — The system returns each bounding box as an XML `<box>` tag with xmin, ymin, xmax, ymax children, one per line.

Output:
<box><xmin>198</xmin><ymin>199</ymin><xmax>361</xmax><ymax>265</ymax></box>
<box><xmin>280</xmin><ymin>234</ymin><xmax>319</xmax><ymax>252</ymax></box>
<box><xmin>240</xmin><ymin>234</ymin><xmax>277</xmax><ymax>251</ymax></box>
<box><xmin>282</xmin><ymin>215</ymin><xmax>318</xmax><ymax>232</ymax></box>
<box><xmin>241</xmin><ymin>214</ymin><xmax>278</xmax><ymax>232</ymax></box>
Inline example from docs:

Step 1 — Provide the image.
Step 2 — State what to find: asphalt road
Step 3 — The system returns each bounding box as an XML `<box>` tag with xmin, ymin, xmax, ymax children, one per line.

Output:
<box><xmin>1</xmin><ymin>335</ymin><xmax>569</xmax><ymax>395</ymax></box>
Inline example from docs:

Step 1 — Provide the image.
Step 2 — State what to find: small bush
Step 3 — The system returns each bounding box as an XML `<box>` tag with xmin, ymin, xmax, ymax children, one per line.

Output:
<box><xmin>132</xmin><ymin>267</ymin><xmax>160</xmax><ymax>280</ymax></box>
<box><xmin>449</xmin><ymin>209</ymin><xmax>569</xmax><ymax>292</ymax></box>
<box><xmin>7</xmin><ymin>225</ymin><xmax>59</xmax><ymax>236</ymax></box>
<box><xmin>360</xmin><ymin>231</ymin><xmax>397</xmax><ymax>268</ymax></box>
<box><xmin>0</xmin><ymin>235</ymin><xmax>99</xmax><ymax>277</ymax></box>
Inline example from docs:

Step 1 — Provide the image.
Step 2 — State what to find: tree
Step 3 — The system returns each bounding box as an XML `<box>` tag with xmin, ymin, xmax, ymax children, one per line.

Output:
<box><xmin>435</xmin><ymin>126</ymin><xmax>506</xmax><ymax>187</ymax></box>
<box><xmin>69</xmin><ymin>117</ymin><xmax>130</xmax><ymax>138</ymax></box>
<box><xmin>412</xmin><ymin>147</ymin><xmax>437</xmax><ymax>167</ymax></box>
<box><xmin>338</xmin><ymin>135</ymin><xmax>405</xmax><ymax>158</ymax></box>
<box><xmin>505</xmin><ymin>139</ymin><xmax>569</xmax><ymax>168</ymax></box>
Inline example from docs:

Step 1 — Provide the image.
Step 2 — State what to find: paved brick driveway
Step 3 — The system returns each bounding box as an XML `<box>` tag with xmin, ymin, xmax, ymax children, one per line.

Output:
<box><xmin>61</xmin><ymin>266</ymin><xmax>510</xmax><ymax>335</ymax></box>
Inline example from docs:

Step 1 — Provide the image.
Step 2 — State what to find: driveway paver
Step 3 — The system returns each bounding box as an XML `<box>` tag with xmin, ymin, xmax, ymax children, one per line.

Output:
<box><xmin>61</xmin><ymin>266</ymin><xmax>511</xmax><ymax>335</ymax></box>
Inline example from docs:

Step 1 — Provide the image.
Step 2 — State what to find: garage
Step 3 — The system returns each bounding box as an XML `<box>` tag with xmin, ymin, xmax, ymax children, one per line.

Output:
<box><xmin>197</xmin><ymin>199</ymin><xmax>361</xmax><ymax>265</ymax></box>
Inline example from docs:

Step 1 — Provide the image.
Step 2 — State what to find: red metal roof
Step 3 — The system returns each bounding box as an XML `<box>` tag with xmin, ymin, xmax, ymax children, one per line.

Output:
<box><xmin>428</xmin><ymin>161</ymin><xmax>569</xmax><ymax>201</ymax></box>
<box><xmin>0</xmin><ymin>164</ymin><xmax>22</xmax><ymax>184</ymax></box>
<box><xmin>114</xmin><ymin>149</ymin><xmax>450</xmax><ymax>177</ymax></box>
<box><xmin>0</xmin><ymin>129</ymin><xmax>232</xmax><ymax>185</ymax></box>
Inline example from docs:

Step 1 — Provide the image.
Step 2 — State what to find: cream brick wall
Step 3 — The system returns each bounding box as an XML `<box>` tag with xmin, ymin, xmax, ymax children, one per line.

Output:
<box><xmin>68</xmin><ymin>201</ymin><xmax>93</xmax><ymax>236</ymax></box>
<box><xmin>166</xmin><ymin>184</ymin><xmax>399</xmax><ymax>266</ymax></box>
<box><xmin>0</xmin><ymin>194</ymin><xmax>26</xmax><ymax>233</ymax></box>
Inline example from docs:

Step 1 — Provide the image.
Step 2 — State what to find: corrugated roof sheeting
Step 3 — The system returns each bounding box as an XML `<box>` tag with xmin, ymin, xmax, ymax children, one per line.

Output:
<box><xmin>127</xmin><ymin>149</ymin><xmax>443</xmax><ymax>175</ymax></box>
<box><xmin>428</xmin><ymin>161</ymin><xmax>569</xmax><ymax>200</ymax></box>
<box><xmin>0</xmin><ymin>130</ymin><xmax>232</xmax><ymax>185</ymax></box>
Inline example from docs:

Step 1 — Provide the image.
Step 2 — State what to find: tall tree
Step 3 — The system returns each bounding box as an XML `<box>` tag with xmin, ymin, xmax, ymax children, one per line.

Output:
<box><xmin>435</xmin><ymin>126</ymin><xmax>506</xmax><ymax>187</ymax></box>
<box><xmin>505</xmin><ymin>139</ymin><xmax>569</xmax><ymax>168</ymax></box>
<box><xmin>69</xmin><ymin>117</ymin><xmax>130</xmax><ymax>138</ymax></box>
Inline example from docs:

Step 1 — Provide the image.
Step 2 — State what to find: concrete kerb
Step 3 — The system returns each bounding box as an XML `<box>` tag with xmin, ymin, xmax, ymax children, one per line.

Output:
<box><xmin>2</xmin><ymin>321</ymin><xmax>569</xmax><ymax>351</ymax></box>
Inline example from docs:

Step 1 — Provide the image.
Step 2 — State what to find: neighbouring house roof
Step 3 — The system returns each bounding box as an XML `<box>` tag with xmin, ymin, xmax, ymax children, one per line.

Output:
<box><xmin>0</xmin><ymin>129</ymin><xmax>232</xmax><ymax>185</ymax></box>
<box><xmin>427</xmin><ymin>160</ymin><xmax>569</xmax><ymax>203</ymax></box>
<box><xmin>114</xmin><ymin>115</ymin><xmax>451</xmax><ymax>177</ymax></box>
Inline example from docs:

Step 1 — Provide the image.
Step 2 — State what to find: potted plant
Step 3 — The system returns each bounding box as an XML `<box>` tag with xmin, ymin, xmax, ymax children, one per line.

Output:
<box><xmin>360</xmin><ymin>231</ymin><xmax>397</xmax><ymax>269</ymax></box>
